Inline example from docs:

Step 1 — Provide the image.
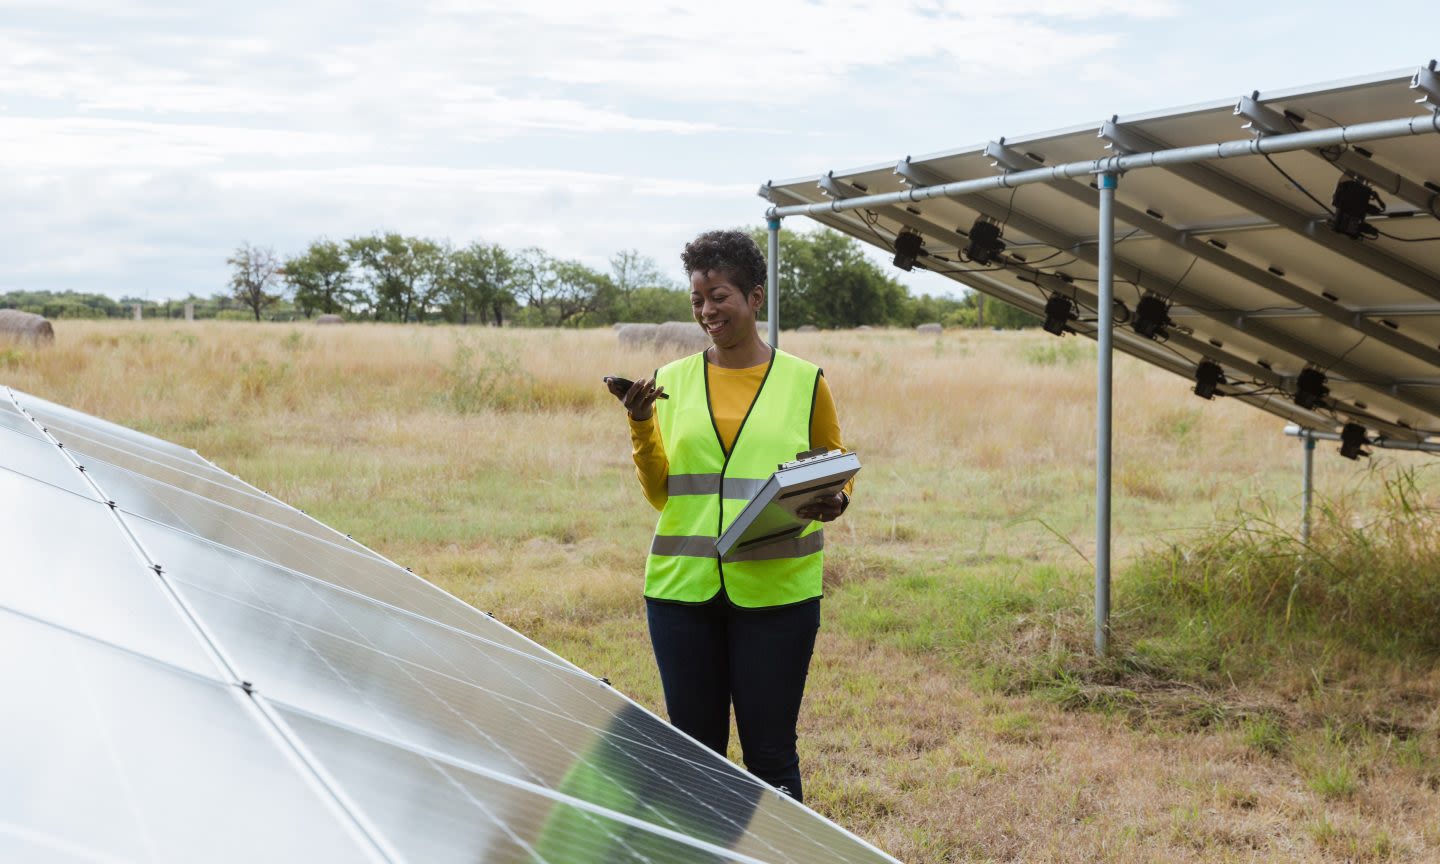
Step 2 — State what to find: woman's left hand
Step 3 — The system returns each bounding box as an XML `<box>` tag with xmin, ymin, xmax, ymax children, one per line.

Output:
<box><xmin>797</xmin><ymin>493</ymin><xmax>846</xmax><ymax>523</ymax></box>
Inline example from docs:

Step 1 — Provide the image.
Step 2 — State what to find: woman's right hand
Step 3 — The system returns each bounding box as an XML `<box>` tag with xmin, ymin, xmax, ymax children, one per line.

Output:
<box><xmin>610</xmin><ymin>376</ymin><xmax>666</xmax><ymax>421</ymax></box>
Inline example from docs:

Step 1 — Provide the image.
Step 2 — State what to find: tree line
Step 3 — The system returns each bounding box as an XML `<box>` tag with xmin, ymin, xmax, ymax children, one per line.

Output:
<box><xmin>2</xmin><ymin>228</ymin><xmax>1039</xmax><ymax>329</ymax></box>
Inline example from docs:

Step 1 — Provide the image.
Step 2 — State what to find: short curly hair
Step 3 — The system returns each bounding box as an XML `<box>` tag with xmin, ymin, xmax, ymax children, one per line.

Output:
<box><xmin>680</xmin><ymin>229</ymin><xmax>767</xmax><ymax>294</ymax></box>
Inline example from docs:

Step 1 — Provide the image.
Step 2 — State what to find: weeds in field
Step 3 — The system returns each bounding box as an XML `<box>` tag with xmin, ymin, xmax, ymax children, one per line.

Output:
<box><xmin>1022</xmin><ymin>339</ymin><xmax>1092</xmax><ymax>367</ymax></box>
<box><xmin>0</xmin><ymin>346</ymin><xmax>28</xmax><ymax>368</ymax></box>
<box><xmin>441</xmin><ymin>340</ymin><xmax>534</xmax><ymax>413</ymax></box>
<box><xmin>7</xmin><ymin>321</ymin><xmax>1439</xmax><ymax>861</ymax></box>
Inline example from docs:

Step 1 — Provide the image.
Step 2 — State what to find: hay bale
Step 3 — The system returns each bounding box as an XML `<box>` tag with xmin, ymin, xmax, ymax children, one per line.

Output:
<box><xmin>916</xmin><ymin>322</ymin><xmax>943</xmax><ymax>335</ymax></box>
<box><xmin>315</xmin><ymin>314</ymin><xmax>344</xmax><ymax>325</ymax></box>
<box><xmin>617</xmin><ymin>323</ymin><xmax>660</xmax><ymax>349</ymax></box>
<box><xmin>796</xmin><ymin>324</ymin><xmax>819</xmax><ymax>333</ymax></box>
<box><xmin>655</xmin><ymin>321</ymin><xmax>711</xmax><ymax>354</ymax></box>
<box><xmin>0</xmin><ymin>310</ymin><xmax>54</xmax><ymax>343</ymax></box>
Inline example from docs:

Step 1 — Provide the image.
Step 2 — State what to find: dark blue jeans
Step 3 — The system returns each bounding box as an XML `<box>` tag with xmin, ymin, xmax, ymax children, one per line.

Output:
<box><xmin>646</xmin><ymin>595</ymin><xmax>820</xmax><ymax>802</ymax></box>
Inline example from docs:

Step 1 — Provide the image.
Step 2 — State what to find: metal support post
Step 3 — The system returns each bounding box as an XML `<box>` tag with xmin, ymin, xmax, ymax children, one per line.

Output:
<box><xmin>1301</xmin><ymin>431</ymin><xmax>1316</xmax><ymax>546</ymax></box>
<box><xmin>1095</xmin><ymin>172</ymin><xmax>1117</xmax><ymax>656</ymax></box>
<box><xmin>766</xmin><ymin>217</ymin><xmax>781</xmax><ymax>347</ymax></box>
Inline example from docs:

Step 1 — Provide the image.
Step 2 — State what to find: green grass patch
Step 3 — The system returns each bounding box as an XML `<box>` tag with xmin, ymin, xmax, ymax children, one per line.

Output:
<box><xmin>1021</xmin><ymin>340</ymin><xmax>1092</xmax><ymax>367</ymax></box>
<box><xmin>827</xmin><ymin>463</ymin><xmax>1440</xmax><ymax>786</ymax></box>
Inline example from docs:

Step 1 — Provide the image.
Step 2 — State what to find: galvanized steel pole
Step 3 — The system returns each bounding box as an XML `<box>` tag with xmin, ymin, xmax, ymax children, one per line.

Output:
<box><xmin>1095</xmin><ymin>172</ymin><xmax>1117</xmax><ymax>656</ymax></box>
<box><xmin>1301</xmin><ymin>431</ymin><xmax>1316</xmax><ymax>546</ymax></box>
<box><xmin>767</xmin><ymin>217</ymin><xmax>781</xmax><ymax>347</ymax></box>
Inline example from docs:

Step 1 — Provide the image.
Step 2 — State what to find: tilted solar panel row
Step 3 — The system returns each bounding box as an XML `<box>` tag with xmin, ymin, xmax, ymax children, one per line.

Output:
<box><xmin>1</xmin><ymin>386</ymin><xmax>897</xmax><ymax>864</ymax></box>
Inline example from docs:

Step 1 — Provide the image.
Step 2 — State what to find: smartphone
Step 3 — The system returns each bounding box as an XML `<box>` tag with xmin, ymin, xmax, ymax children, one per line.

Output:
<box><xmin>603</xmin><ymin>376</ymin><xmax>669</xmax><ymax>399</ymax></box>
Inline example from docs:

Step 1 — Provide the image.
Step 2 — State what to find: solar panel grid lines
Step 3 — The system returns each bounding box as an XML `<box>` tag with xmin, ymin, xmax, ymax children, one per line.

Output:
<box><xmin>57</xmin><ymin>430</ymin><xmax>390</xmax><ymax>559</ymax></box>
<box><xmin>762</xmin><ymin>186</ymin><xmax>1401</xmax><ymax>437</ymax></box>
<box><xmin>0</xmin><ymin>469</ymin><xmax>226</xmax><ymax>678</ymax></box>
<box><xmin>277</xmin><ymin>705</ymin><xmax>782</xmax><ymax>864</ymax></box>
<box><xmin>0</xmin><ymin>604</ymin><xmax>388</xmax><ymax>858</ymax></box>
<box><xmin>2</xmin><ymin>388</ymin><xmax>900</xmax><ymax>863</ymax></box>
<box><xmin>278</xmin><ymin>707</ymin><xmax>775</xmax><ymax>864</ymax></box>
<box><xmin>145</xmin><ymin>527</ymin><xmax>858</xmax><ymax>862</ymax></box>
<box><xmin>812</xmin><ymin>179</ymin><xmax>1440</xmax><ymax>414</ymax></box>
<box><xmin>764</xmin><ymin>67</ymin><xmax>1440</xmax><ymax>443</ymax></box>
<box><xmin>13</xmin><ymin>390</ymin><xmax>396</xmax><ymax>563</ymax></box>
<box><xmin>0</xmin><ymin>399</ymin><xmax>48</xmax><ymax>440</ymax></box>
<box><xmin>1099</xmin><ymin>118</ymin><xmax>1440</xmax><ymax>305</ymax></box>
<box><xmin>70</xmin><ymin>454</ymin><xmax>576</xmax><ymax>667</ymax></box>
<box><xmin>6</xmin><ymin>389</ymin><xmax>407</xmax><ymax>863</ymax></box>
<box><xmin>35</xmin><ymin>412</ymin><xmax>273</xmax><ymax>494</ymax></box>
<box><xmin>0</xmin><ymin>425</ymin><xmax>101</xmax><ymax>500</ymax></box>
<box><xmin>0</xmin><ymin>608</ymin><xmax>386</xmax><ymax>864</ymax></box>
<box><xmin>980</xmin><ymin>141</ymin><xmax>1440</xmax><ymax>373</ymax></box>
<box><xmin>944</xmin><ymin>192</ymin><xmax>1440</xmax><ymax>422</ymax></box>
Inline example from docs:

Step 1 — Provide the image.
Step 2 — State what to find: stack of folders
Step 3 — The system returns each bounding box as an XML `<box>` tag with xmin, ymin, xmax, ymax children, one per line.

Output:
<box><xmin>715</xmin><ymin>449</ymin><xmax>861</xmax><ymax>561</ymax></box>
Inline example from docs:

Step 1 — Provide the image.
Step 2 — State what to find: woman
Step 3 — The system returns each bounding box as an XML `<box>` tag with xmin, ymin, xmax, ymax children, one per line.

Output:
<box><xmin>609</xmin><ymin>229</ymin><xmax>852</xmax><ymax>803</ymax></box>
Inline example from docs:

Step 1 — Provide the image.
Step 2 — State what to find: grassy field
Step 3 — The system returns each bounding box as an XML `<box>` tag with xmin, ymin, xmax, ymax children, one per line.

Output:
<box><xmin>5</xmin><ymin>320</ymin><xmax>1439</xmax><ymax>862</ymax></box>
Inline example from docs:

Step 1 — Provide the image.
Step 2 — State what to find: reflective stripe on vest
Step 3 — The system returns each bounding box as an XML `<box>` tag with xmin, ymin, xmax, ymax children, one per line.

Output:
<box><xmin>644</xmin><ymin>349</ymin><xmax>824</xmax><ymax>608</ymax></box>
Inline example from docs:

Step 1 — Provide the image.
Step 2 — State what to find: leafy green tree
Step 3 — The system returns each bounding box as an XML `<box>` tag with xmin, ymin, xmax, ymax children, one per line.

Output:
<box><xmin>442</xmin><ymin>242</ymin><xmax>518</xmax><ymax>325</ymax></box>
<box><xmin>607</xmin><ymin>250</ymin><xmax>685</xmax><ymax>323</ymax></box>
<box><xmin>749</xmin><ymin>227</ymin><xmax>908</xmax><ymax>328</ymax></box>
<box><xmin>0</xmin><ymin>290</ymin><xmax>121</xmax><ymax>319</ymax></box>
<box><xmin>616</xmin><ymin>287</ymin><xmax>693</xmax><ymax>323</ymax></box>
<box><xmin>944</xmin><ymin>291</ymin><xmax>1040</xmax><ymax>329</ymax></box>
<box><xmin>226</xmin><ymin>242</ymin><xmax>282</xmax><ymax>321</ymax></box>
<box><xmin>282</xmin><ymin>240</ymin><xmax>354</xmax><ymax>317</ymax></box>
<box><xmin>512</xmin><ymin>250</ymin><xmax>615</xmax><ymax>327</ymax></box>
<box><xmin>346</xmin><ymin>234</ymin><xmax>446</xmax><ymax>322</ymax></box>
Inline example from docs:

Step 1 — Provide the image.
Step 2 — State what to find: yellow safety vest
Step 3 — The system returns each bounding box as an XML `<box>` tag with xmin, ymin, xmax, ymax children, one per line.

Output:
<box><xmin>645</xmin><ymin>349</ymin><xmax>824</xmax><ymax>608</ymax></box>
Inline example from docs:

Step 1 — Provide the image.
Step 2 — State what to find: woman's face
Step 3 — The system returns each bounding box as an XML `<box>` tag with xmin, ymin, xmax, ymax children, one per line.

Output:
<box><xmin>690</xmin><ymin>269</ymin><xmax>762</xmax><ymax>349</ymax></box>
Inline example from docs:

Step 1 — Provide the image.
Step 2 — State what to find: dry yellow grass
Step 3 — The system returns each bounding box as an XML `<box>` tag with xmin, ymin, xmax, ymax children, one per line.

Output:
<box><xmin>4</xmin><ymin>320</ymin><xmax>1437</xmax><ymax>862</ymax></box>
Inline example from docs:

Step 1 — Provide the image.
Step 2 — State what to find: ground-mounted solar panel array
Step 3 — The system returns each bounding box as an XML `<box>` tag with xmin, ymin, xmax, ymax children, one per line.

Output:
<box><xmin>763</xmin><ymin>64</ymin><xmax>1440</xmax><ymax>444</ymax></box>
<box><xmin>0</xmin><ymin>386</ymin><xmax>898</xmax><ymax>863</ymax></box>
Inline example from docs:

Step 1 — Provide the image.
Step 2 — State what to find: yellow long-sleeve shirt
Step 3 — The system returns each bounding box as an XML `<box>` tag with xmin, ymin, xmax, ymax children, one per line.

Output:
<box><xmin>628</xmin><ymin>359</ymin><xmax>853</xmax><ymax>511</ymax></box>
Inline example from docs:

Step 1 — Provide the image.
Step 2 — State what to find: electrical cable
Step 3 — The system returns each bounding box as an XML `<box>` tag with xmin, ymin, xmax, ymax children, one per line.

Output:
<box><xmin>1321</xmin><ymin>333</ymin><xmax>1368</xmax><ymax>373</ymax></box>
<box><xmin>1012</xmin><ymin>248</ymin><xmax>1072</xmax><ymax>266</ymax></box>
<box><xmin>1263</xmin><ymin>136</ymin><xmax>1440</xmax><ymax>241</ymax></box>
<box><xmin>860</xmin><ymin>210</ymin><xmax>895</xmax><ymax>253</ymax></box>
<box><xmin>1374</xmin><ymin>227</ymin><xmax>1440</xmax><ymax>243</ymax></box>
<box><xmin>1161</xmin><ymin>256</ymin><xmax>1200</xmax><ymax>302</ymax></box>
<box><xmin>1263</xmin><ymin>153</ymin><xmax>1335</xmax><ymax>216</ymax></box>
<box><xmin>999</xmin><ymin>185</ymin><xmax>1020</xmax><ymax>229</ymax></box>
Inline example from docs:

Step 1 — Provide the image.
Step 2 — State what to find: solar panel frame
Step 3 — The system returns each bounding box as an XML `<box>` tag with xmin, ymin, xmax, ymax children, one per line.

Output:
<box><xmin>1</xmin><ymin>386</ymin><xmax>902</xmax><ymax>863</ymax></box>
<box><xmin>762</xmin><ymin>66</ymin><xmax>1440</xmax><ymax>441</ymax></box>
<box><xmin>130</xmin><ymin>515</ymin><xmax>884</xmax><ymax>862</ymax></box>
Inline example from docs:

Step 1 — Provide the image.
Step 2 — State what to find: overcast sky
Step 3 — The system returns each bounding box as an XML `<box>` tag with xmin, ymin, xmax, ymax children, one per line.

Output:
<box><xmin>2</xmin><ymin>0</ymin><xmax>1436</xmax><ymax>301</ymax></box>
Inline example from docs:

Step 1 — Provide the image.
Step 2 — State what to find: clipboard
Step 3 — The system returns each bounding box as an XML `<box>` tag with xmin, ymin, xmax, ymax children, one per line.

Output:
<box><xmin>715</xmin><ymin>449</ymin><xmax>861</xmax><ymax>561</ymax></box>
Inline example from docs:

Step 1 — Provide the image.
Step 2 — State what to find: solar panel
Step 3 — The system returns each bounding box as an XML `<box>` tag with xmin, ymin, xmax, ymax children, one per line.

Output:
<box><xmin>761</xmin><ymin>64</ymin><xmax>1440</xmax><ymax>444</ymax></box>
<box><xmin>2</xmin><ymin>386</ymin><xmax>897</xmax><ymax>863</ymax></box>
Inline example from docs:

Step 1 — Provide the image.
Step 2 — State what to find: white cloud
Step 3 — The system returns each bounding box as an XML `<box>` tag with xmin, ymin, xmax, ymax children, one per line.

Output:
<box><xmin>36</xmin><ymin>0</ymin><xmax>1429</xmax><ymax>304</ymax></box>
<box><xmin>0</xmin><ymin>117</ymin><xmax>363</xmax><ymax>168</ymax></box>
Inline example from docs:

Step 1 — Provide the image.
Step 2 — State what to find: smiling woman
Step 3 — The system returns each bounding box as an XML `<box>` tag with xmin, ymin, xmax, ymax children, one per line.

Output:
<box><xmin>605</xmin><ymin>228</ymin><xmax>854</xmax><ymax>803</ymax></box>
